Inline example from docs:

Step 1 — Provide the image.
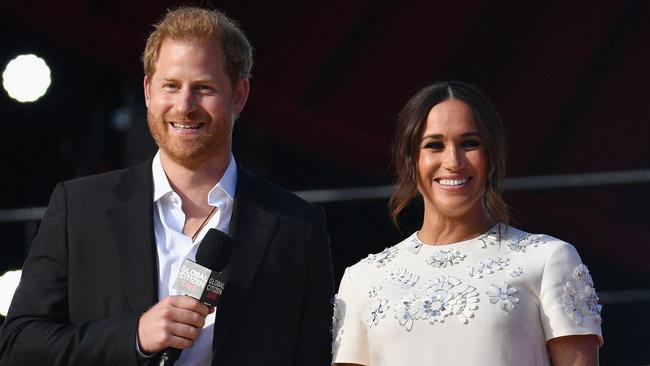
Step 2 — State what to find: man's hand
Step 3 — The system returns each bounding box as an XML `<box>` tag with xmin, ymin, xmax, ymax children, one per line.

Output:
<box><xmin>137</xmin><ymin>296</ymin><xmax>215</xmax><ymax>354</ymax></box>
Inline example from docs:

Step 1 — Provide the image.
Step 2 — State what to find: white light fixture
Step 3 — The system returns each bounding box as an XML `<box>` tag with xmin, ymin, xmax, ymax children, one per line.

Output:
<box><xmin>0</xmin><ymin>269</ymin><xmax>22</xmax><ymax>317</ymax></box>
<box><xmin>2</xmin><ymin>54</ymin><xmax>52</xmax><ymax>103</ymax></box>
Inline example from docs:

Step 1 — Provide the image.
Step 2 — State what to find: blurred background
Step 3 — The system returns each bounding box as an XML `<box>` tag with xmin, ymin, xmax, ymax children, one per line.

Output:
<box><xmin>1</xmin><ymin>1</ymin><xmax>649</xmax><ymax>364</ymax></box>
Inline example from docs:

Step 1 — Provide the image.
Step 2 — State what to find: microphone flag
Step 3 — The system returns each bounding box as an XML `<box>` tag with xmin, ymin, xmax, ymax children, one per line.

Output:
<box><xmin>172</xmin><ymin>259</ymin><xmax>226</xmax><ymax>306</ymax></box>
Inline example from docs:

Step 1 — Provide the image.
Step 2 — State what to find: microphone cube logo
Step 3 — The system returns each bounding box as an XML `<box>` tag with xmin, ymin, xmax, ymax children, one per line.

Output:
<box><xmin>203</xmin><ymin>272</ymin><xmax>226</xmax><ymax>305</ymax></box>
<box><xmin>173</xmin><ymin>259</ymin><xmax>211</xmax><ymax>300</ymax></box>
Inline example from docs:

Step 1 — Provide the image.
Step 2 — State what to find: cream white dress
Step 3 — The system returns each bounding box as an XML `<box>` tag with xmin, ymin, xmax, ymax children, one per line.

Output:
<box><xmin>332</xmin><ymin>225</ymin><xmax>603</xmax><ymax>366</ymax></box>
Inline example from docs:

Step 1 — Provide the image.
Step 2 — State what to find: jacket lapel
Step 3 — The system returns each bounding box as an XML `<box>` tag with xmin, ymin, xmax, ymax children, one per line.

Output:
<box><xmin>102</xmin><ymin>163</ymin><xmax>278</xmax><ymax>354</ymax></box>
<box><xmin>106</xmin><ymin>160</ymin><xmax>159</xmax><ymax>312</ymax></box>
<box><xmin>212</xmin><ymin>168</ymin><xmax>278</xmax><ymax>355</ymax></box>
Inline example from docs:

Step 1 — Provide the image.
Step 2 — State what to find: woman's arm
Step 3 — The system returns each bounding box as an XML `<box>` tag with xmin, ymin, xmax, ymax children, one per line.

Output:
<box><xmin>547</xmin><ymin>335</ymin><xmax>600</xmax><ymax>366</ymax></box>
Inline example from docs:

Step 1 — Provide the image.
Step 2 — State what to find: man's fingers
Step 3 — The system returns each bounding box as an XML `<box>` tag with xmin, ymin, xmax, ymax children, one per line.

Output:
<box><xmin>164</xmin><ymin>334</ymin><xmax>195</xmax><ymax>350</ymax></box>
<box><xmin>137</xmin><ymin>296</ymin><xmax>210</xmax><ymax>354</ymax></box>
<box><xmin>167</xmin><ymin>322</ymin><xmax>202</xmax><ymax>343</ymax></box>
<box><xmin>171</xmin><ymin>308</ymin><xmax>207</xmax><ymax>329</ymax></box>
<box><xmin>166</xmin><ymin>296</ymin><xmax>211</xmax><ymax>317</ymax></box>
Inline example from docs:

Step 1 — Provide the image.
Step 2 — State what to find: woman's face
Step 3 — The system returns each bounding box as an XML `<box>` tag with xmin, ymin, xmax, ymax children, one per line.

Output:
<box><xmin>417</xmin><ymin>98</ymin><xmax>488</xmax><ymax>220</ymax></box>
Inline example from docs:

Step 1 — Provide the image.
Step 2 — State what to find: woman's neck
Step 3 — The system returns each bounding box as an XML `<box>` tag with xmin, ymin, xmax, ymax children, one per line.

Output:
<box><xmin>418</xmin><ymin>209</ymin><xmax>493</xmax><ymax>246</ymax></box>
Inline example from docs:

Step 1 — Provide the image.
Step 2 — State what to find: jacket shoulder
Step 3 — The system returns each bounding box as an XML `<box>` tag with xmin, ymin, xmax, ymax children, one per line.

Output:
<box><xmin>238</xmin><ymin>167</ymin><xmax>323</xmax><ymax>221</ymax></box>
<box><xmin>61</xmin><ymin>160</ymin><xmax>151</xmax><ymax>198</ymax></box>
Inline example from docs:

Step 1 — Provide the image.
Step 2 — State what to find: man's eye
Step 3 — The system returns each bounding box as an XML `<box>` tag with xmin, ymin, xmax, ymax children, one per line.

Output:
<box><xmin>163</xmin><ymin>84</ymin><xmax>178</xmax><ymax>90</ymax></box>
<box><xmin>196</xmin><ymin>85</ymin><xmax>215</xmax><ymax>92</ymax></box>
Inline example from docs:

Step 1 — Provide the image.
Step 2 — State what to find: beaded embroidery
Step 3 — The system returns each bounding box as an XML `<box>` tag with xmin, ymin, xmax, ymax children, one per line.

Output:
<box><xmin>574</xmin><ymin>264</ymin><xmax>594</xmax><ymax>286</ymax></box>
<box><xmin>562</xmin><ymin>264</ymin><xmax>602</xmax><ymax>325</ymax></box>
<box><xmin>386</xmin><ymin>267</ymin><xmax>420</xmax><ymax>289</ymax></box>
<box><xmin>367</xmin><ymin>298</ymin><xmax>390</xmax><ymax>327</ymax></box>
<box><xmin>406</xmin><ymin>234</ymin><xmax>424</xmax><ymax>254</ymax></box>
<box><xmin>364</xmin><ymin>247</ymin><xmax>399</xmax><ymax>268</ymax></box>
<box><xmin>394</xmin><ymin>293</ymin><xmax>417</xmax><ymax>331</ymax></box>
<box><xmin>477</xmin><ymin>225</ymin><xmax>501</xmax><ymax>248</ymax></box>
<box><xmin>509</xmin><ymin>267</ymin><xmax>524</xmax><ymax>278</ymax></box>
<box><xmin>331</xmin><ymin>295</ymin><xmax>345</xmax><ymax>354</ymax></box>
<box><xmin>506</xmin><ymin>233</ymin><xmax>546</xmax><ymax>252</ymax></box>
<box><xmin>486</xmin><ymin>282</ymin><xmax>519</xmax><ymax>311</ymax></box>
<box><xmin>426</xmin><ymin>249</ymin><xmax>467</xmax><ymax>268</ymax></box>
<box><xmin>368</xmin><ymin>285</ymin><xmax>382</xmax><ymax>298</ymax></box>
<box><xmin>412</xmin><ymin>276</ymin><xmax>480</xmax><ymax>325</ymax></box>
<box><xmin>467</xmin><ymin>256</ymin><xmax>510</xmax><ymax>278</ymax></box>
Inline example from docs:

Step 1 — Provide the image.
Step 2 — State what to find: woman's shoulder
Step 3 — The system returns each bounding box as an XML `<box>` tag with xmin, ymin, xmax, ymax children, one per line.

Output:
<box><xmin>346</xmin><ymin>233</ymin><xmax>417</xmax><ymax>275</ymax></box>
<box><xmin>500</xmin><ymin>225</ymin><xmax>577</xmax><ymax>254</ymax></box>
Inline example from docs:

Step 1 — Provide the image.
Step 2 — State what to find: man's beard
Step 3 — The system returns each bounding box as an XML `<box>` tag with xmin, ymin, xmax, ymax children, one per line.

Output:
<box><xmin>147</xmin><ymin>110</ymin><xmax>233</xmax><ymax>169</ymax></box>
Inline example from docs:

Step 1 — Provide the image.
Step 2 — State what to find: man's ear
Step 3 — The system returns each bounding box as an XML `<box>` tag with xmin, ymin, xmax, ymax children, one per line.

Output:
<box><xmin>143</xmin><ymin>75</ymin><xmax>151</xmax><ymax>109</ymax></box>
<box><xmin>232</xmin><ymin>78</ymin><xmax>250</xmax><ymax>115</ymax></box>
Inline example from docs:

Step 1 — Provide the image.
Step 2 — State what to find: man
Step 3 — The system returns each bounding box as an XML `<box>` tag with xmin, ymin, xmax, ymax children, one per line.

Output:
<box><xmin>0</xmin><ymin>7</ymin><xmax>334</xmax><ymax>366</ymax></box>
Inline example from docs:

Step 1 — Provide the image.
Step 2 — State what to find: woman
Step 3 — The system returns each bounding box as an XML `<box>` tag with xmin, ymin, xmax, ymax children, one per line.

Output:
<box><xmin>332</xmin><ymin>81</ymin><xmax>602</xmax><ymax>366</ymax></box>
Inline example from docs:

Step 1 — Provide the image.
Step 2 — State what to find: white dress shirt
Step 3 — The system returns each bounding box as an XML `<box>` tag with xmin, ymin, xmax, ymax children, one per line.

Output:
<box><xmin>151</xmin><ymin>151</ymin><xmax>237</xmax><ymax>366</ymax></box>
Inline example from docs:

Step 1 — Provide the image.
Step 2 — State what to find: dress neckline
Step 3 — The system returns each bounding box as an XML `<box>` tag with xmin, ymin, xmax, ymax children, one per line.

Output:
<box><xmin>412</xmin><ymin>223</ymin><xmax>502</xmax><ymax>249</ymax></box>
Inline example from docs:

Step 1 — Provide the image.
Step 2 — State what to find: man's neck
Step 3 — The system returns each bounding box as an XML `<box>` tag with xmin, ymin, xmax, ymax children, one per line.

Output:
<box><xmin>160</xmin><ymin>151</ymin><xmax>230</xmax><ymax>217</ymax></box>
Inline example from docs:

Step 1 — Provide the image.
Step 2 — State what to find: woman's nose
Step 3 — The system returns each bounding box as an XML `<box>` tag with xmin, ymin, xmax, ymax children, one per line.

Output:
<box><xmin>443</xmin><ymin>146</ymin><xmax>465</xmax><ymax>171</ymax></box>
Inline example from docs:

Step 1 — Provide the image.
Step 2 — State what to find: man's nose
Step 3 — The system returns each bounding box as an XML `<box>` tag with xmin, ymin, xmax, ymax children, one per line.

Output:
<box><xmin>175</xmin><ymin>88</ymin><xmax>197</xmax><ymax>114</ymax></box>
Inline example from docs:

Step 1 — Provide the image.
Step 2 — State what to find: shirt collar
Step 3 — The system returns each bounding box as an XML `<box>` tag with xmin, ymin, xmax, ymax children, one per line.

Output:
<box><xmin>152</xmin><ymin>151</ymin><xmax>238</xmax><ymax>204</ymax></box>
<box><xmin>152</xmin><ymin>151</ymin><xmax>173</xmax><ymax>203</ymax></box>
<box><xmin>209</xmin><ymin>153</ymin><xmax>237</xmax><ymax>204</ymax></box>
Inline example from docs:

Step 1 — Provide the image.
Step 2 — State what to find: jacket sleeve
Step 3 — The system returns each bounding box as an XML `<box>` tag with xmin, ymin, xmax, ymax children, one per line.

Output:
<box><xmin>293</xmin><ymin>208</ymin><xmax>335</xmax><ymax>366</ymax></box>
<box><xmin>0</xmin><ymin>183</ymin><xmax>146</xmax><ymax>366</ymax></box>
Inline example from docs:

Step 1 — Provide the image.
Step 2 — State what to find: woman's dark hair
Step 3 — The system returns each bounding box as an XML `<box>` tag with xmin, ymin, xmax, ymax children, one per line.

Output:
<box><xmin>388</xmin><ymin>81</ymin><xmax>508</xmax><ymax>227</ymax></box>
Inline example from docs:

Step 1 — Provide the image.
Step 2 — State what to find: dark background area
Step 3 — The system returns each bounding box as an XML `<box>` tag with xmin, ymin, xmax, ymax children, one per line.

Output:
<box><xmin>1</xmin><ymin>1</ymin><xmax>649</xmax><ymax>364</ymax></box>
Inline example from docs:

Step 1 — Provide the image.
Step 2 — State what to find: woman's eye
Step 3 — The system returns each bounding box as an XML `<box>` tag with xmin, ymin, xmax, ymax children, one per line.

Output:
<box><xmin>424</xmin><ymin>142</ymin><xmax>445</xmax><ymax>150</ymax></box>
<box><xmin>462</xmin><ymin>140</ymin><xmax>481</xmax><ymax>149</ymax></box>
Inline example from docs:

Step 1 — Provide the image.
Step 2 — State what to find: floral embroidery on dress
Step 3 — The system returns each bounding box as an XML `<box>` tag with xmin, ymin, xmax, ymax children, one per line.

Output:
<box><xmin>506</xmin><ymin>233</ymin><xmax>546</xmax><ymax>252</ymax></box>
<box><xmin>426</xmin><ymin>249</ymin><xmax>467</xmax><ymax>268</ymax></box>
<box><xmin>363</xmin><ymin>247</ymin><xmax>399</xmax><ymax>268</ymax></box>
<box><xmin>574</xmin><ymin>264</ymin><xmax>594</xmax><ymax>286</ymax></box>
<box><xmin>331</xmin><ymin>295</ymin><xmax>345</xmax><ymax>354</ymax></box>
<box><xmin>368</xmin><ymin>285</ymin><xmax>382</xmax><ymax>298</ymax></box>
<box><xmin>563</xmin><ymin>264</ymin><xmax>602</xmax><ymax>325</ymax></box>
<box><xmin>478</xmin><ymin>225</ymin><xmax>501</xmax><ymax>248</ymax></box>
<box><xmin>386</xmin><ymin>267</ymin><xmax>420</xmax><ymax>289</ymax></box>
<box><xmin>509</xmin><ymin>267</ymin><xmax>524</xmax><ymax>278</ymax></box>
<box><xmin>367</xmin><ymin>298</ymin><xmax>390</xmax><ymax>327</ymax></box>
<box><xmin>394</xmin><ymin>293</ymin><xmax>417</xmax><ymax>331</ymax></box>
<box><xmin>467</xmin><ymin>256</ymin><xmax>510</xmax><ymax>278</ymax></box>
<box><xmin>486</xmin><ymin>282</ymin><xmax>519</xmax><ymax>311</ymax></box>
<box><xmin>411</xmin><ymin>276</ymin><xmax>479</xmax><ymax>324</ymax></box>
<box><xmin>406</xmin><ymin>234</ymin><xmax>424</xmax><ymax>254</ymax></box>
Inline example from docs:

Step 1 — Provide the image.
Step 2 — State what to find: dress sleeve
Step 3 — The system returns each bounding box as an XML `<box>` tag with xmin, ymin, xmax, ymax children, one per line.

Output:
<box><xmin>332</xmin><ymin>267</ymin><xmax>370</xmax><ymax>365</ymax></box>
<box><xmin>539</xmin><ymin>241</ymin><xmax>603</xmax><ymax>345</ymax></box>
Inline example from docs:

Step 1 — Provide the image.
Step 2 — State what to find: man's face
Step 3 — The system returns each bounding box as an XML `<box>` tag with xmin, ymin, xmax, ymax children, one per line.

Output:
<box><xmin>144</xmin><ymin>37</ymin><xmax>249</xmax><ymax>168</ymax></box>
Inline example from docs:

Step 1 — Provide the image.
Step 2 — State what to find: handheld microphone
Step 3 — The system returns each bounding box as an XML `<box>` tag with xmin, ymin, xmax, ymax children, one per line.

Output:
<box><xmin>158</xmin><ymin>228</ymin><xmax>234</xmax><ymax>366</ymax></box>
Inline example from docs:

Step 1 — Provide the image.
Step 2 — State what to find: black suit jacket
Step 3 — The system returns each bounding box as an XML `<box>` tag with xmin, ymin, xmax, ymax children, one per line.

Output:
<box><xmin>0</xmin><ymin>160</ymin><xmax>334</xmax><ymax>366</ymax></box>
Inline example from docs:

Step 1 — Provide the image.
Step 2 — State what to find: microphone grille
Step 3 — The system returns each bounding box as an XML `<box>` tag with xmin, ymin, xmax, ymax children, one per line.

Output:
<box><xmin>196</xmin><ymin>228</ymin><xmax>233</xmax><ymax>272</ymax></box>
